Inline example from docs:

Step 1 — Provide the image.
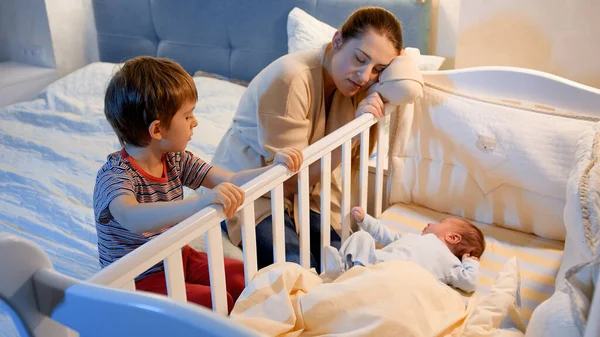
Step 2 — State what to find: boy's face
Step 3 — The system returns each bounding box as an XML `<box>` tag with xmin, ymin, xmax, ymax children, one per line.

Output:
<box><xmin>160</xmin><ymin>100</ymin><xmax>198</xmax><ymax>152</ymax></box>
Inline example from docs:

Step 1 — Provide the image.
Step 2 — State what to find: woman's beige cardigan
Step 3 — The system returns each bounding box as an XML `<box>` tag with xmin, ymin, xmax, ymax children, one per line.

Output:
<box><xmin>211</xmin><ymin>45</ymin><xmax>420</xmax><ymax>246</ymax></box>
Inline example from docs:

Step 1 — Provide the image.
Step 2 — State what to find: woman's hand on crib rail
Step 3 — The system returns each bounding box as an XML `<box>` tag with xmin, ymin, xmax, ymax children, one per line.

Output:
<box><xmin>356</xmin><ymin>92</ymin><xmax>385</xmax><ymax>119</ymax></box>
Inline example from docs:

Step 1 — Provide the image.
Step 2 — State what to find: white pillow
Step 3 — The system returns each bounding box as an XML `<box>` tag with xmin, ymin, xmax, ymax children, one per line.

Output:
<box><xmin>530</xmin><ymin>122</ymin><xmax>600</xmax><ymax>337</ymax></box>
<box><xmin>286</xmin><ymin>7</ymin><xmax>446</xmax><ymax>71</ymax></box>
<box><xmin>526</xmin><ymin>256</ymin><xmax>599</xmax><ymax>337</ymax></box>
<box><xmin>558</xmin><ymin>122</ymin><xmax>600</xmax><ymax>284</ymax></box>
<box><xmin>287</xmin><ymin>7</ymin><xmax>336</xmax><ymax>54</ymax></box>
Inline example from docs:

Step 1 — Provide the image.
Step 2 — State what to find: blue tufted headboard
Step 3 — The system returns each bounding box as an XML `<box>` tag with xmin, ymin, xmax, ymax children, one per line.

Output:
<box><xmin>92</xmin><ymin>0</ymin><xmax>432</xmax><ymax>82</ymax></box>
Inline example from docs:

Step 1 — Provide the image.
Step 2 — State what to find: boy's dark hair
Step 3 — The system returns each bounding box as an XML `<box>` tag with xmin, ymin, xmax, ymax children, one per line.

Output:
<box><xmin>104</xmin><ymin>56</ymin><xmax>197</xmax><ymax>147</ymax></box>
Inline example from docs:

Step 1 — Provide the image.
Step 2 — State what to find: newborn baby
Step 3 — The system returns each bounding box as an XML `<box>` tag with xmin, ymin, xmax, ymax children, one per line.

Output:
<box><xmin>324</xmin><ymin>206</ymin><xmax>486</xmax><ymax>293</ymax></box>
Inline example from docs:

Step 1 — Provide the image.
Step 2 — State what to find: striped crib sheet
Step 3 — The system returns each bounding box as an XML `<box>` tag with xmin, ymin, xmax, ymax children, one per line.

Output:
<box><xmin>378</xmin><ymin>203</ymin><xmax>564</xmax><ymax>325</ymax></box>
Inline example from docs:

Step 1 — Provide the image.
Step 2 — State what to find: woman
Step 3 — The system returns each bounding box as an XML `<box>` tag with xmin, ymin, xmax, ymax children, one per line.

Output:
<box><xmin>213</xmin><ymin>6</ymin><xmax>421</xmax><ymax>271</ymax></box>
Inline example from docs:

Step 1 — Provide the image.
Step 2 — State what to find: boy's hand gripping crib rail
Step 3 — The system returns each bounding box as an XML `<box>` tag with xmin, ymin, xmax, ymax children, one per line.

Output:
<box><xmin>88</xmin><ymin>110</ymin><xmax>392</xmax><ymax>315</ymax></box>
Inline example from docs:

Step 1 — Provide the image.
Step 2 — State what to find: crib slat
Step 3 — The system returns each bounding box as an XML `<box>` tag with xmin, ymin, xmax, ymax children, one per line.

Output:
<box><xmin>320</xmin><ymin>152</ymin><xmax>331</xmax><ymax>273</ymax></box>
<box><xmin>359</xmin><ymin>128</ymin><xmax>370</xmax><ymax>214</ymax></box>
<box><xmin>205</xmin><ymin>224</ymin><xmax>228</xmax><ymax>315</ymax></box>
<box><xmin>374</xmin><ymin>121</ymin><xmax>386</xmax><ymax>217</ymax></box>
<box><xmin>164</xmin><ymin>249</ymin><xmax>187</xmax><ymax>303</ymax></box>
<box><xmin>341</xmin><ymin>140</ymin><xmax>352</xmax><ymax>243</ymax></box>
<box><xmin>271</xmin><ymin>185</ymin><xmax>286</xmax><ymax>263</ymax></box>
<box><xmin>298</xmin><ymin>167</ymin><xmax>311</xmax><ymax>269</ymax></box>
<box><xmin>240</xmin><ymin>205</ymin><xmax>258</xmax><ymax>285</ymax></box>
<box><xmin>121</xmin><ymin>279</ymin><xmax>136</xmax><ymax>291</ymax></box>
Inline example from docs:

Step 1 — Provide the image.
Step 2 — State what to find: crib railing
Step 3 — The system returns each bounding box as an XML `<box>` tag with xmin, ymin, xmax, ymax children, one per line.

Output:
<box><xmin>89</xmin><ymin>110</ymin><xmax>391</xmax><ymax>315</ymax></box>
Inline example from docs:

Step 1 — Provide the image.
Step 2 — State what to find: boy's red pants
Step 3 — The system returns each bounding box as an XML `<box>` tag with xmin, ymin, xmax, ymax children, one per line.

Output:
<box><xmin>135</xmin><ymin>245</ymin><xmax>245</xmax><ymax>313</ymax></box>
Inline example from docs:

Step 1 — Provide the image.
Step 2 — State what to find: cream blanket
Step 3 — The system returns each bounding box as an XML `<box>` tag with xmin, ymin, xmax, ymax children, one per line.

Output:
<box><xmin>231</xmin><ymin>261</ymin><xmax>486</xmax><ymax>337</ymax></box>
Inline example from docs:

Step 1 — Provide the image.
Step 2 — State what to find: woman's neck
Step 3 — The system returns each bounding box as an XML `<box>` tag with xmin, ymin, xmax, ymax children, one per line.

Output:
<box><xmin>321</xmin><ymin>44</ymin><xmax>337</xmax><ymax>100</ymax></box>
<box><xmin>124</xmin><ymin>144</ymin><xmax>164</xmax><ymax>176</ymax></box>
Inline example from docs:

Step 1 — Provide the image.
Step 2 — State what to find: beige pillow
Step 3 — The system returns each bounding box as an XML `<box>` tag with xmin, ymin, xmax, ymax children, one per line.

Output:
<box><xmin>458</xmin><ymin>257</ymin><xmax>526</xmax><ymax>337</ymax></box>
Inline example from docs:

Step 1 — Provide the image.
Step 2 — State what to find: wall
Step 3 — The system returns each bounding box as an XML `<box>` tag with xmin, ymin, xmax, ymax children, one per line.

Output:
<box><xmin>0</xmin><ymin>0</ymin><xmax>56</xmax><ymax>68</ymax></box>
<box><xmin>45</xmin><ymin>0</ymin><xmax>99</xmax><ymax>77</ymax></box>
<box><xmin>431</xmin><ymin>0</ymin><xmax>461</xmax><ymax>70</ymax></box>
<box><xmin>455</xmin><ymin>0</ymin><xmax>600</xmax><ymax>88</ymax></box>
<box><xmin>4</xmin><ymin>0</ymin><xmax>598</xmax><ymax>87</ymax></box>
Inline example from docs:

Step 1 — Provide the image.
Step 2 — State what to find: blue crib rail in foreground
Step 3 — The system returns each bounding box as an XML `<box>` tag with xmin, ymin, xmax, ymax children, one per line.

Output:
<box><xmin>0</xmin><ymin>235</ymin><xmax>260</xmax><ymax>337</ymax></box>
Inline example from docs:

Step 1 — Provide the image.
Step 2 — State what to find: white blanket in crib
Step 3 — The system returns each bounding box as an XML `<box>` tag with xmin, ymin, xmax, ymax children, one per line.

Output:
<box><xmin>231</xmin><ymin>261</ymin><xmax>524</xmax><ymax>337</ymax></box>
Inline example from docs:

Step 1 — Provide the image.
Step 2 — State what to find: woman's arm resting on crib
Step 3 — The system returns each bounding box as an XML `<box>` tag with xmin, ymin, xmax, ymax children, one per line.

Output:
<box><xmin>448</xmin><ymin>256</ymin><xmax>480</xmax><ymax>293</ymax></box>
<box><xmin>284</xmin><ymin>95</ymin><xmax>383</xmax><ymax>194</ymax></box>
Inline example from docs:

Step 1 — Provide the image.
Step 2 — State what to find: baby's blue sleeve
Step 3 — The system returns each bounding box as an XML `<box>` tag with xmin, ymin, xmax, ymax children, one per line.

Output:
<box><xmin>448</xmin><ymin>258</ymin><xmax>480</xmax><ymax>293</ymax></box>
<box><xmin>358</xmin><ymin>214</ymin><xmax>401</xmax><ymax>246</ymax></box>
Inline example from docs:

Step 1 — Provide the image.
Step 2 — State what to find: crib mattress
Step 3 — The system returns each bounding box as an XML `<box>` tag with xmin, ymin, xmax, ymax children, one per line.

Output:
<box><xmin>379</xmin><ymin>203</ymin><xmax>564</xmax><ymax>324</ymax></box>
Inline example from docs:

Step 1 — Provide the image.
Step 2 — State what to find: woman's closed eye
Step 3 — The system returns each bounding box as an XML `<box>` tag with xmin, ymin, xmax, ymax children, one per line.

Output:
<box><xmin>355</xmin><ymin>55</ymin><xmax>366</xmax><ymax>64</ymax></box>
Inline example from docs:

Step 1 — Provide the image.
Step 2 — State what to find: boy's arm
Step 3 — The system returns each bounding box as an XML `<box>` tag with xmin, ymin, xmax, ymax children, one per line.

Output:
<box><xmin>201</xmin><ymin>148</ymin><xmax>303</xmax><ymax>189</ymax></box>
<box><xmin>358</xmin><ymin>214</ymin><xmax>401</xmax><ymax>246</ymax></box>
<box><xmin>448</xmin><ymin>257</ymin><xmax>480</xmax><ymax>293</ymax></box>
<box><xmin>108</xmin><ymin>182</ymin><xmax>243</xmax><ymax>234</ymax></box>
<box><xmin>202</xmin><ymin>166</ymin><xmax>271</xmax><ymax>189</ymax></box>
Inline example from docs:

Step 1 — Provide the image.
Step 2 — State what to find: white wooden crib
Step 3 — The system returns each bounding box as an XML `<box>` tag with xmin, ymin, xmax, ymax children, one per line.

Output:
<box><xmin>2</xmin><ymin>66</ymin><xmax>600</xmax><ymax>337</ymax></box>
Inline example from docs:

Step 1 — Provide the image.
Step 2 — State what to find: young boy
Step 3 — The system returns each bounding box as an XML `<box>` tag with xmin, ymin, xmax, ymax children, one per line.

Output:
<box><xmin>324</xmin><ymin>206</ymin><xmax>486</xmax><ymax>293</ymax></box>
<box><xmin>93</xmin><ymin>56</ymin><xmax>303</xmax><ymax>312</ymax></box>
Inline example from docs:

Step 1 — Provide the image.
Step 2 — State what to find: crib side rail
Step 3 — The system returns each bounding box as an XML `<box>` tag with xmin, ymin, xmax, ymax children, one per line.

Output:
<box><xmin>0</xmin><ymin>235</ymin><xmax>260</xmax><ymax>337</ymax></box>
<box><xmin>89</xmin><ymin>111</ymin><xmax>389</xmax><ymax>315</ymax></box>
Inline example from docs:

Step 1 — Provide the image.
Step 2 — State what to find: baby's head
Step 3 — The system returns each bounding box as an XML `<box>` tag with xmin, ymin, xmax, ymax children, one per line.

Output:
<box><xmin>104</xmin><ymin>56</ymin><xmax>198</xmax><ymax>150</ymax></box>
<box><xmin>422</xmin><ymin>218</ymin><xmax>486</xmax><ymax>259</ymax></box>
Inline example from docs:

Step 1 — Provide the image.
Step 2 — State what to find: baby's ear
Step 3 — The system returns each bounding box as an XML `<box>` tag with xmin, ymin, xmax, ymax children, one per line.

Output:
<box><xmin>446</xmin><ymin>233</ymin><xmax>462</xmax><ymax>245</ymax></box>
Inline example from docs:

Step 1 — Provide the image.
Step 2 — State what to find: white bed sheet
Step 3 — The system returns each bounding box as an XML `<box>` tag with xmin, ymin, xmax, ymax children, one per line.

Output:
<box><xmin>0</xmin><ymin>62</ymin><xmax>245</xmax><ymax>281</ymax></box>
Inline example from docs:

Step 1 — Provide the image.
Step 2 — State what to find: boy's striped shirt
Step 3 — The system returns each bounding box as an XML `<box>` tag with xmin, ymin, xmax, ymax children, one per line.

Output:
<box><xmin>93</xmin><ymin>148</ymin><xmax>212</xmax><ymax>278</ymax></box>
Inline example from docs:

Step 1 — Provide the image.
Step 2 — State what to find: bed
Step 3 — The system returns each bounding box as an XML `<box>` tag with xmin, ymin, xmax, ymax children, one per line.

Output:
<box><xmin>0</xmin><ymin>0</ymin><xmax>432</xmax><ymax>335</ymax></box>
<box><xmin>2</xmin><ymin>0</ymin><xmax>599</xmax><ymax>336</ymax></box>
<box><xmin>0</xmin><ymin>0</ymin><xmax>432</xmax><ymax>280</ymax></box>
<box><xmin>0</xmin><ymin>62</ymin><xmax>246</xmax><ymax>279</ymax></box>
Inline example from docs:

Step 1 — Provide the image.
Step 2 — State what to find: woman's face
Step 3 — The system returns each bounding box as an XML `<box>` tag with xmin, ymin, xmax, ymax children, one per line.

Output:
<box><xmin>330</xmin><ymin>28</ymin><xmax>398</xmax><ymax>97</ymax></box>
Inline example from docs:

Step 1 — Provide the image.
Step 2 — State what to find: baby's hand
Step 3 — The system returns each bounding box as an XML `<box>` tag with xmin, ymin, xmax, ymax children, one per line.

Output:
<box><xmin>351</xmin><ymin>206</ymin><xmax>365</xmax><ymax>222</ymax></box>
<box><xmin>274</xmin><ymin>148</ymin><xmax>303</xmax><ymax>173</ymax></box>
<box><xmin>209</xmin><ymin>182</ymin><xmax>245</xmax><ymax>219</ymax></box>
<box><xmin>462</xmin><ymin>253</ymin><xmax>479</xmax><ymax>262</ymax></box>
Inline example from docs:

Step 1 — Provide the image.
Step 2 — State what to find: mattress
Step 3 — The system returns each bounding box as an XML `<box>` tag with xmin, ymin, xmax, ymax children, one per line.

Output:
<box><xmin>379</xmin><ymin>203</ymin><xmax>564</xmax><ymax>325</ymax></box>
<box><xmin>0</xmin><ymin>62</ymin><xmax>245</xmax><ymax>281</ymax></box>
